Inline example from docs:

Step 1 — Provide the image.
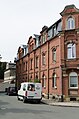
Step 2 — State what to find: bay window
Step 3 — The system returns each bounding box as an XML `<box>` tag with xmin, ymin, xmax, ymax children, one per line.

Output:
<box><xmin>69</xmin><ymin>72</ymin><xmax>78</xmax><ymax>88</ymax></box>
<box><xmin>67</xmin><ymin>43</ymin><xmax>76</xmax><ymax>59</ymax></box>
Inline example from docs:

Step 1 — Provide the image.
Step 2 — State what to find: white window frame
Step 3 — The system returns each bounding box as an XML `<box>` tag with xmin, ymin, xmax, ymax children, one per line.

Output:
<box><xmin>53</xmin><ymin>26</ymin><xmax>56</xmax><ymax>36</ymax></box>
<box><xmin>69</xmin><ymin>72</ymin><xmax>78</xmax><ymax>89</ymax></box>
<box><xmin>42</xmin><ymin>53</ymin><xmax>46</xmax><ymax>65</ymax></box>
<box><xmin>42</xmin><ymin>75</ymin><xmax>46</xmax><ymax>88</ymax></box>
<box><xmin>43</xmin><ymin>75</ymin><xmax>46</xmax><ymax>88</ymax></box>
<box><xmin>67</xmin><ymin>17</ymin><xmax>75</xmax><ymax>30</ymax></box>
<box><xmin>52</xmin><ymin>74</ymin><xmax>57</xmax><ymax>88</ymax></box>
<box><xmin>52</xmin><ymin>49</ymin><xmax>56</xmax><ymax>62</ymax></box>
<box><xmin>42</xmin><ymin>34</ymin><xmax>46</xmax><ymax>44</ymax></box>
<box><xmin>67</xmin><ymin>43</ymin><xmax>76</xmax><ymax>59</ymax></box>
<box><xmin>36</xmin><ymin>39</ymin><xmax>39</xmax><ymax>47</ymax></box>
<box><xmin>48</xmin><ymin>28</ymin><xmax>53</xmax><ymax>40</ymax></box>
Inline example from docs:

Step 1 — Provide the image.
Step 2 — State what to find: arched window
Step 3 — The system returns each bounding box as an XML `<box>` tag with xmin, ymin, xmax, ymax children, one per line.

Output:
<box><xmin>52</xmin><ymin>73</ymin><xmax>57</xmax><ymax>88</ymax></box>
<box><xmin>67</xmin><ymin>17</ymin><xmax>75</xmax><ymax>30</ymax></box>
<box><xmin>42</xmin><ymin>75</ymin><xmax>46</xmax><ymax>88</ymax></box>
<box><xmin>67</xmin><ymin>43</ymin><xmax>76</xmax><ymax>59</ymax></box>
<box><xmin>69</xmin><ymin>72</ymin><xmax>78</xmax><ymax>88</ymax></box>
<box><xmin>36</xmin><ymin>75</ymin><xmax>38</xmax><ymax>79</ymax></box>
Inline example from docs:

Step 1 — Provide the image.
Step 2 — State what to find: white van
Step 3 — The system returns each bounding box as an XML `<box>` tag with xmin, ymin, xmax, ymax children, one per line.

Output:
<box><xmin>17</xmin><ymin>82</ymin><xmax>42</xmax><ymax>103</ymax></box>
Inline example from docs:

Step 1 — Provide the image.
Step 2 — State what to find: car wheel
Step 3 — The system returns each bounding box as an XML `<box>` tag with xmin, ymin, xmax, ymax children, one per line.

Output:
<box><xmin>23</xmin><ymin>97</ymin><xmax>26</xmax><ymax>103</ymax></box>
<box><xmin>8</xmin><ymin>93</ymin><xmax>10</xmax><ymax>96</ymax></box>
<box><xmin>17</xmin><ymin>96</ymin><xmax>20</xmax><ymax>100</ymax></box>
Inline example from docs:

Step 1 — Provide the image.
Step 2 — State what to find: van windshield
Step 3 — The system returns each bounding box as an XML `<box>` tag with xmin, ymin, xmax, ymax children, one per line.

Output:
<box><xmin>28</xmin><ymin>84</ymin><xmax>35</xmax><ymax>91</ymax></box>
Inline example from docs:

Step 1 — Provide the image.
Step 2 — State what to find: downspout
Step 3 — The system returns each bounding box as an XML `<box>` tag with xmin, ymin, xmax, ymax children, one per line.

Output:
<box><xmin>59</xmin><ymin>34</ymin><xmax>63</xmax><ymax>102</ymax></box>
<box><xmin>28</xmin><ymin>53</ymin><xmax>29</xmax><ymax>82</ymax></box>
<box><xmin>47</xmin><ymin>41</ymin><xmax>49</xmax><ymax>99</ymax></box>
<box><xmin>34</xmin><ymin>51</ymin><xmax>35</xmax><ymax>81</ymax></box>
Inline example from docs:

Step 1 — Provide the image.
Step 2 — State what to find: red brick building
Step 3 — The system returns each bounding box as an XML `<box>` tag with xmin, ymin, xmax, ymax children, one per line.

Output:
<box><xmin>15</xmin><ymin>5</ymin><xmax>79</xmax><ymax>101</ymax></box>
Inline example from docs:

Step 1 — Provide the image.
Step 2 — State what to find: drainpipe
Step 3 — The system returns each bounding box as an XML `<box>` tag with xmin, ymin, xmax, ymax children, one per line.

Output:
<box><xmin>28</xmin><ymin>54</ymin><xmax>29</xmax><ymax>82</ymax></box>
<box><xmin>34</xmin><ymin>51</ymin><xmax>35</xmax><ymax>81</ymax></box>
<box><xmin>59</xmin><ymin>34</ymin><xmax>63</xmax><ymax>102</ymax></box>
<box><xmin>60</xmin><ymin>65</ymin><xmax>63</xmax><ymax>102</ymax></box>
<box><xmin>47</xmin><ymin>41</ymin><xmax>49</xmax><ymax>99</ymax></box>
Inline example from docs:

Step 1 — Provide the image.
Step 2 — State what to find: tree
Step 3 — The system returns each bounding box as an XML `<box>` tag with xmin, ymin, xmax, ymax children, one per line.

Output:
<box><xmin>0</xmin><ymin>62</ymin><xmax>6</xmax><ymax>79</ymax></box>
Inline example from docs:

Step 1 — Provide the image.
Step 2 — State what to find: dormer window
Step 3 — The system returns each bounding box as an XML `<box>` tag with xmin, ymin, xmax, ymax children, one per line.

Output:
<box><xmin>34</xmin><ymin>34</ymin><xmax>40</xmax><ymax>48</ymax></box>
<box><xmin>53</xmin><ymin>26</ymin><xmax>56</xmax><ymax>36</ymax></box>
<box><xmin>67</xmin><ymin>17</ymin><xmax>75</xmax><ymax>30</ymax></box>
<box><xmin>42</xmin><ymin>34</ymin><xmax>46</xmax><ymax>44</ymax></box>
<box><xmin>48</xmin><ymin>28</ymin><xmax>53</xmax><ymax>40</ymax></box>
<box><xmin>36</xmin><ymin>39</ymin><xmax>39</xmax><ymax>47</ymax></box>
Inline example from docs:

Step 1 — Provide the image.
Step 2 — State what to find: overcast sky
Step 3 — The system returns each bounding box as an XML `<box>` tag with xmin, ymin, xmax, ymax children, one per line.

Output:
<box><xmin>0</xmin><ymin>0</ymin><xmax>79</xmax><ymax>62</ymax></box>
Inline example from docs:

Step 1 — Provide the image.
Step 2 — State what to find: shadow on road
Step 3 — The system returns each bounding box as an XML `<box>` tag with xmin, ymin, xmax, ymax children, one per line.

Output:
<box><xmin>0</xmin><ymin>92</ymin><xmax>52</xmax><ymax>116</ymax></box>
<box><xmin>0</xmin><ymin>106</ymin><xmax>52</xmax><ymax>115</ymax></box>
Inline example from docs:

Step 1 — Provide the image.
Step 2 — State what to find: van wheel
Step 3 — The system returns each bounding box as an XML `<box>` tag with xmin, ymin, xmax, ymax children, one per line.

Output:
<box><xmin>17</xmin><ymin>96</ymin><xmax>20</xmax><ymax>101</ymax></box>
<box><xmin>23</xmin><ymin>97</ymin><xmax>26</xmax><ymax>103</ymax></box>
<box><xmin>38</xmin><ymin>100</ymin><xmax>41</xmax><ymax>103</ymax></box>
<box><xmin>35</xmin><ymin>99</ymin><xmax>41</xmax><ymax>103</ymax></box>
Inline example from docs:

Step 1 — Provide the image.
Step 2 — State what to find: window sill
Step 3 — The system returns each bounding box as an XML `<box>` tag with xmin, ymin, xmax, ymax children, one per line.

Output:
<box><xmin>69</xmin><ymin>87</ymin><xmax>78</xmax><ymax>89</ymax></box>
<box><xmin>52</xmin><ymin>86</ymin><xmax>57</xmax><ymax>89</ymax></box>
<box><xmin>43</xmin><ymin>86</ymin><xmax>46</xmax><ymax>89</ymax></box>
<box><xmin>35</xmin><ymin>67</ymin><xmax>38</xmax><ymax>69</ymax></box>
<box><xmin>54</xmin><ymin>86</ymin><xmax>57</xmax><ymax>89</ymax></box>
<box><xmin>66</xmin><ymin>58</ymin><xmax>76</xmax><ymax>61</ymax></box>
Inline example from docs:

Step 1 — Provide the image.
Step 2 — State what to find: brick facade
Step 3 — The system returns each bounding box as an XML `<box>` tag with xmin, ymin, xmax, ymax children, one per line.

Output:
<box><xmin>15</xmin><ymin>5</ymin><xmax>79</xmax><ymax>101</ymax></box>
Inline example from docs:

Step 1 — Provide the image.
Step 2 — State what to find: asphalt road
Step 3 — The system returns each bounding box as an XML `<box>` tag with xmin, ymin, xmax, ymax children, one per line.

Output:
<box><xmin>0</xmin><ymin>93</ymin><xmax>79</xmax><ymax>119</ymax></box>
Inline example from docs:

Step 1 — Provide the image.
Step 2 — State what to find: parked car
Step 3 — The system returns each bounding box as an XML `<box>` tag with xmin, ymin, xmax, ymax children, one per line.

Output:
<box><xmin>7</xmin><ymin>87</ymin><xmax>17</xmax><ymax>96</ymax></box>
<box><xmin>17</xmin><ymin>82</ymin><xmax>42</xmax><ymax>103</ymax></box>
<box><xmin>5</xmin><ymin>88</ymin><xmax>8</xmax><ymax>93</ymax></box>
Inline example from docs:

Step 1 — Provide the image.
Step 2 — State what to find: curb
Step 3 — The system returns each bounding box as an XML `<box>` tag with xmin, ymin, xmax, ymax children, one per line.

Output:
<box><xmin>41</xmin><ymin>100</ymin><xmax>79</xmax><ymax>108</ymax></box>
<box><xmin>49</xmin><ymin>103</ymin><xmax>79</xmax><ymax>108</ymax></box>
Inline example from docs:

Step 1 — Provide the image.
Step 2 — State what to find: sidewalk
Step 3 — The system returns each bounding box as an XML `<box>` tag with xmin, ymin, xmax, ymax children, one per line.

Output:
<box><xmin>41</xmin><ymin>98</ymin><xmax>79</xmax><ymax>107</ymax></box>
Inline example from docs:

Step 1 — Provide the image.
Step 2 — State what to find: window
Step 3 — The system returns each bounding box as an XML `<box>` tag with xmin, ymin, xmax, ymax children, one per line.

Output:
<box><xmin>48</xmin><ymin>28</ymin><xmax>53</xmax><ymax>40</ymax></box>
<box><xmin>36</xmin><ymin>74</ymin><xmax>38</xmax><ymax>79</ymax></box>
<box><xmin>35</xmin><ymin>57</ymin><xmax>38</xmax><ymax>68</ymax></box>
<box><xmin>28</xmin><ymin>84</ymin><xmax>35</xmax><ymax>91</ymax></box>
<box><xmin>42</xmin><ymin>34</ymin><xmax>46</xmax><ymax>44</ymax></box>
<box><xmin>67</xmin><ymin>17</ymin><xmax>75</xmax><ymax>30</ymax></box>
<box><xmin>52</xmin><ymin>73</ymin><xmax>57</xmax><ymax>88</ymax></box>
<box><xmin>30</xmin><ymin>59</ymin><xmax>33</xmax><ymax>70</ymax></box>
<box><xmin>25</xmin><ymin>47</ymin><xmax>28</xmax><ymax>54</ymax></box>
<box><xmin>23</xmin><ymin>84</ymin><xmax>26</xmax><ymax>91</ymax></box>
<box><xmin>34</xmin><ymin>34</ymin><xmax>40</xmax><ymax>48</ymax></box>
<box><xmin>36</xmin><ymin>39</ymin><xmax>39</xmax><ymax>47</ymax></box>
<box><xmin>42</xmin><ymin>75</ymin><xmax>46</xmax><ymax>88</ymax></box>
<box><xmin>26</xmin><ymin>62</ymin><xmax>27</xmax><ymax>71</ymax></box>
<box><xmin>52</xmin><ymin>48</ymin><xmax>56</xmax><ymax>62</ymax></box>
<box><xmin>69</xmin><ymin>72</ymin><xmax>78</xmax><ymax>88</ymax></box>
<box><xmin>42</xmin><ymin>53</ymin><xmax>45</xmax><ymax>65</ymax></box>
<box><xmin>53</xmin><ymin>26</ymin><xmax>56</xmax><ymax>36</ymax></box>
<box><xmin>23</xmin><ymin>62</ymin><xmax>25</xmax><ymax>71</ymax></box>
<box><xmin>67</xmin><ymin>43</ymin><xmax>76</xmax><ymax>59</ymax></box>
